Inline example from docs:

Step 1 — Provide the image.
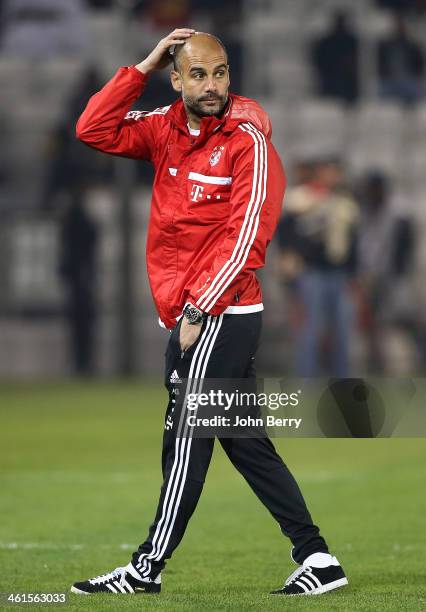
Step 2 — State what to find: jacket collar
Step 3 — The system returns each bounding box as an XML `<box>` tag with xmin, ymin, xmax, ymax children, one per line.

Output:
<box><xmin>165</xmin><ymin>95</ymin><xmax>237</xmax><ymax>139</ymax></box>
<box><xmin>165</xmin><ymin>93</ymin><xmax>272</xmax><ymax>141</ymax></box>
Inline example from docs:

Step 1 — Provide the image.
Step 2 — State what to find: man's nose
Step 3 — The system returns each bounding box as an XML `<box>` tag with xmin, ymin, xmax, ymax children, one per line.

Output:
<box><xmin>205</xmin><ymin>77</ymin><xmax>218</xmax><ymax>92</ymax></box>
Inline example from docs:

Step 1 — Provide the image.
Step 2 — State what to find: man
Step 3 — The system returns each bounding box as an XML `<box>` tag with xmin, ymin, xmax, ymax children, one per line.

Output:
<box><xmin>377</xmin><ymin>14</ymin><xmax>424</xmax><ymax>105</ymax></box>
<box><xmin>311</xmin><ymin>11</ymin><xmax>359</xmax><ymax>105</ymax></box>
<box><xmin>277</xmin><ymin>157</ymin><xmax>359</xmax><ymax>377</ymax></box>
<box><xmin>357</xmin><ymin>171</ymin><xmax>419</xmax><ymax>371</ymax></box>
<box><xmin>72</xmin><ymin>29</ymin><xmax>348</xmax><ymax>596</ymax></box>
<box><xmin>59</xmin><ymin>183</ymin><xmax>98</xmax><ymax>375</ymax></box>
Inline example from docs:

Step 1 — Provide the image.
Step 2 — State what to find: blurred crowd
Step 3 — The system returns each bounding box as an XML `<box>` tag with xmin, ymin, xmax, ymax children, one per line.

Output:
<box><xmin>276</xmin><ymin>158</ymin><xmax>423</xmax><ymax>377</ymax></box>
<box><xmin>311</xmin><ymin>9</ymin><xmax>424</xmax><ymax>105</ymax></box>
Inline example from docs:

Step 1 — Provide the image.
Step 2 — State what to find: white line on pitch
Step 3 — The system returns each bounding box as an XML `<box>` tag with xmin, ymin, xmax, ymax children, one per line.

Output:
<box><xmin>0</xmin><ymin>542</ymin><xmax>137</xmax><ymax>550</ymax></box>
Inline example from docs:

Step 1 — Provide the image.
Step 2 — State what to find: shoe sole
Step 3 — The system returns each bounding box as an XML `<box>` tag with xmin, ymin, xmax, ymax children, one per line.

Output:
<box><xmin>310</xmin><ymin>577</ymin><xmax>348</xmax><ymax>595</ymax></box>
<box><xmin>70</xmin><ymin>585</ymin><xmax>161</xmax><ymax>595</ymax></box>
<box><xmin>271</xmin><ymin>577</ymin><xmax>348</xmax><ymax>596</ymax></box>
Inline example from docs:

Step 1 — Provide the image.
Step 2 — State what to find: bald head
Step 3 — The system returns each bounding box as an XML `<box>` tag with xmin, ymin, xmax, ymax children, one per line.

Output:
<box><xmin>170</xmin><ymin>31</ymin><xmax>230</xmax><ymax>124</ymax></box>
<box><xmin>172</xmin><ymin>32</ymin><xmax>228</xmax><ymax>74</ymax></box>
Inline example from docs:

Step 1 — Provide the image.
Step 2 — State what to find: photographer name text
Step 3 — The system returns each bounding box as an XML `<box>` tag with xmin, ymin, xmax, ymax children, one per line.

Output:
<box><xmin>186</xmin><ymin>415</ymin><xmax>302</xmax><ymax>429</ymax></box>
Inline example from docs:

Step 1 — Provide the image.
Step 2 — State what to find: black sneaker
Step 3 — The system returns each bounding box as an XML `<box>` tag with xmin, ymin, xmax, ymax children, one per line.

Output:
<box><xmin>71</xmin><ymin>563</ymin><xmax>161</xmax><ymax>595</ymax></box>
<box><xmin>271</xmin><ymin>553</ymin><xmax>348</xmax><ymax>596</ymax></box>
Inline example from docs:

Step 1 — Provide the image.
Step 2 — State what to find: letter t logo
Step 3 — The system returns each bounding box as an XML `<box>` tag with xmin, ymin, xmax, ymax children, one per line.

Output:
<box><xmin>190</xmin><ymin>184</ymin><xmax>204</xmax><ymax>202</ymax></box>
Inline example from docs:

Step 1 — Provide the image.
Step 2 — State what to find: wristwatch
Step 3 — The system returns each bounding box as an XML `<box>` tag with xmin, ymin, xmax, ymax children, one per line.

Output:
<box><xmin>183</xmin><ymin>303</ymin><xmax>206</xmax><ymax>325</ymax></box>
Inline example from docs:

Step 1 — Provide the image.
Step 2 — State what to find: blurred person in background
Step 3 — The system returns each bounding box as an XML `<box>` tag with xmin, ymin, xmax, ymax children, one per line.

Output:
<box><xmin>376</xmin><ymin>0</ymin><xmax>426</xmax><ymax>15</ymax></box>
<box><xmin>290</xmin><ymin>157</ymin><xmax>316</xmax><ymax>187</ymax></box>
<box><xmin>149</xmin><ymin>0</ymin><xmax>191</xmax><ymax>28</ymax></box>
<box><xmin>125</xmin><ymin>1</ymin><xmax>195</xmax><ymax>143</ymax></box>
<box><xmin>0</xmin><ymin>0</ymin><xmax>89</xmax><ymax>56</ymax></box>
<box><xmin>356</xmin><ymin>171</ymin><xmax>423</xmax><ymax>372</ymax></box>
<box><xmin>377</xmin><ymin>14</ymin><xmax>425</xmax><ymax>105</ymax></box>
<box><xmin>311</xmin><ymin>10</ymin><xmax>359</xmax><ymax>105</ymax></box>
<box><xmin>125</xmin><ymin>0</ymin><xmax>191</xmax><ymax>25</ymax></box>
<box><xmin>277</xmin><ymin>158</ymin><xmax>359</xmax><ymax>377</ymax></box>
<box><xmin>59</xmin><ymin>183</ymin><xmax>98</xmax><ymax>376</ymax></box>
<box><xmin>208</xmin><ymin>0</ymin><xmax>244</xmax><ymax>93</ymax></box>
<box><xmin>276</xmin><ymin>157</ymin><xmax>315</xmax><ymax>352</ymax></box>
<box><xmin>86</xmin><ymin>0</ymin><xmax>114</xmax><ymax>8</ymax></box>
<box><xmin>42</xmin><ymin>66</ymin><xmax>112</xmax><ymax>209</ymax></box>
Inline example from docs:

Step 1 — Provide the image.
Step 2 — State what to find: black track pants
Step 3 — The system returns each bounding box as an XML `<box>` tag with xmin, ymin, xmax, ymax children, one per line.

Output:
<box><xmin>132</xmin><ymin>313</ymin><xmax>328</xmax><ymax>578</ymax></box>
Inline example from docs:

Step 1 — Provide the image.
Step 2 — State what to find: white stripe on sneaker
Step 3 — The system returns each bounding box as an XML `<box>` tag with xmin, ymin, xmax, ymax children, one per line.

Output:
<box><xmin>295</xmin><ymin>580</ymin><xmax>309</xmax><ymax>593</ymax></box>
<box><xmin>306</xmin><ymin>572</ymin><xmax>322</xmax><ymax>589</ymax></box>
<box><xmin>113</xmin><ymin>581</ymin><xmax>125</xmax><ymax>593</ymax></box>
<box><xmin>121</xmin><ymin>579</ymin><xmax>134</xmax><ymax>593</ymax></box>
<box><xmin>299</xmin><ymin>576</ymin><xmax>316</xmax><ymax>590</ymax></box>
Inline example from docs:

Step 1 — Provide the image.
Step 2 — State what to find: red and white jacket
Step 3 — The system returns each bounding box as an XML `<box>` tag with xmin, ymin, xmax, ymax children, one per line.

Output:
<box><xmin>76</xmin><ymin>66</ymin><xmax>286</xmax><ymax>330</ymax></box>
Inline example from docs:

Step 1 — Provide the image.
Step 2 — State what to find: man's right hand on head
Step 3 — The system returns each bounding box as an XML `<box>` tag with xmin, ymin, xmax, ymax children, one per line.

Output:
<box><xmin>135</xmin><ymin>28</ymin><xmax>196</xmax><ymax>75</ymax></box>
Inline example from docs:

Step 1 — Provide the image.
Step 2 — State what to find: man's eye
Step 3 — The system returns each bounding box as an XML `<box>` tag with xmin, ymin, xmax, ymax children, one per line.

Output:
<box><xmin>193</xmin><ymin>73</ymin><xmax>204</xmax><ymax>79</ymax></box>
<box><xmin>216</xmin><ymin>71</ymin><xmax>225</xmax><ymax>77</ymax></box>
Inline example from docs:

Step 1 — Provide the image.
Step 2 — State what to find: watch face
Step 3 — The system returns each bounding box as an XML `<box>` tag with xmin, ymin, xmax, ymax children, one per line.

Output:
<box><xmin>185</xmin><ymin>306</ymin><xmax>201</xmax><ymax>324</ymax></box>
<box><xmin>188</xmin><ymin>309</ymin><xmax>198</xmax><ymax>323</ymax></box>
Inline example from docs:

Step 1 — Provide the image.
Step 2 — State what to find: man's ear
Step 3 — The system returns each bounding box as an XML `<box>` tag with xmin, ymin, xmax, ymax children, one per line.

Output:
<box><xmin>170</xmin><ymin>70</ymin><xmax>182</xmax><ymax>93</ymax></box>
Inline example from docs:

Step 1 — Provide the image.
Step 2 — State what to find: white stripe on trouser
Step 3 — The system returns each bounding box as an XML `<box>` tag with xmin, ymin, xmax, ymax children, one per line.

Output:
<box><xmin>137</xmin><ymin>315</ymin><xmax>223</xmax><ymax>577</ymax></box>
<box><xmin>137</xmin><ymin>316</ymin><xmax>222</xmax><ymax>576</ymax></box>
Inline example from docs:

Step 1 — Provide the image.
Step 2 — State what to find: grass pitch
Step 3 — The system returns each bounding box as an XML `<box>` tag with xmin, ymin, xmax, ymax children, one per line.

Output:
<box><xmin>0</xmin><ymin>380</ymin><xmax>425</xmax><ymax>611</ymax></box>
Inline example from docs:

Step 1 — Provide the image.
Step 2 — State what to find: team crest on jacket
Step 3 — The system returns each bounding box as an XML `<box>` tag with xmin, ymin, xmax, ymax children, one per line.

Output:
<box><xmin>209</xmin><ymin>146</ymin><xmax>224</xmax><ymax>167</ymax></box>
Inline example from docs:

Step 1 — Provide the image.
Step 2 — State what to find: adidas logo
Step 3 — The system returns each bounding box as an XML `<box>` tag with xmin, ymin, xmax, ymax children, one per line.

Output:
<box><xmin>170</xmin><ymin>369</ymin><xmax>182</xmax><ymax>384</ymax></box>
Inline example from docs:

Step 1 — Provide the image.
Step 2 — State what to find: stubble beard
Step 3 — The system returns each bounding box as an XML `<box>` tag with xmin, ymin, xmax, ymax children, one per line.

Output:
<box><xmin>183</xmin><ymin>91</ymin><xmax>228</xmax><ymax>119</ymax></box>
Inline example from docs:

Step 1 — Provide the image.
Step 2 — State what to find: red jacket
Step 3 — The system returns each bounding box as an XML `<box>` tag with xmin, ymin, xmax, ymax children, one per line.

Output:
<box><xmin>76</xmin><ymin>66</ymin><xmax>286</xmax><ymax>330</ymax></box>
